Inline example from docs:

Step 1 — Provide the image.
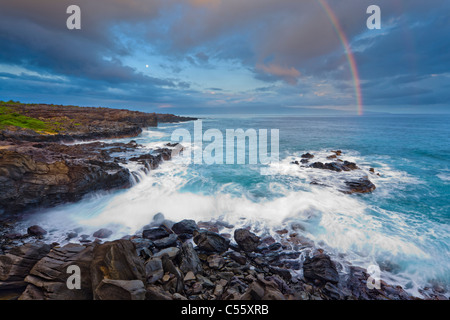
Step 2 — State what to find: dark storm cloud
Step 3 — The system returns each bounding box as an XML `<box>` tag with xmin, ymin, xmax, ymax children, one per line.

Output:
<box><xmin>0</xmin><ymin>0</ymin><xmax>167</xmax><ymax>84</ymax></box>
<box><xmin>0</xmin><ymin>0</ymin><xmax>448</xmax><ymax>112</ymax></box>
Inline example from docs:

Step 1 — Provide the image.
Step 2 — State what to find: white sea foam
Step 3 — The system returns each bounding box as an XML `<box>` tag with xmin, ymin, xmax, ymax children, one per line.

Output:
<box><xmin>14</xmin><ymin>148</ymin><xmax>448</xmax><ymax>297</ymax></box>
<box><xmin>437</xmin><ymin>171</ymin><xmax>450</xmax><ymax>182</ymax></box>
<box><xmin>140</xmin><ymin>129</ymin><xmax>169</xmax><ymax>139</ymax></box>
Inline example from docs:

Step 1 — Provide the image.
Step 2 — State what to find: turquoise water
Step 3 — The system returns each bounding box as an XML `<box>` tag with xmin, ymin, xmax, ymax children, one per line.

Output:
<box><xmin>18</xmin><ymin>114</ymin><xmax>450</xmax><ymax>296</ymax></box>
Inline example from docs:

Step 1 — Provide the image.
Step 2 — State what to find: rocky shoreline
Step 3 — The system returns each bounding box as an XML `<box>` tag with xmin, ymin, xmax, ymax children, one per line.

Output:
<box><xmin>0</xmin><ymin>103</ymin><xmax>195</xmax><ymax>214</ymax></box>
<box><xmin>0</xmin><ymin>104</ymin><xmax>447</xmax><ymax>300</ymax></box>
<box><xmin>2</xmin><ymin>214</ymin><xmax>445</xmax><ymax>300</ymax></box>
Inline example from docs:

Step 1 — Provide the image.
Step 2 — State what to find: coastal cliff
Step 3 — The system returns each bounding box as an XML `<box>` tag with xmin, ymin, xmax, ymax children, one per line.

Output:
<box><xmin>0</xmin><ymin>102</ymin><xmax>196</xmax><ymax>214</ymax></box>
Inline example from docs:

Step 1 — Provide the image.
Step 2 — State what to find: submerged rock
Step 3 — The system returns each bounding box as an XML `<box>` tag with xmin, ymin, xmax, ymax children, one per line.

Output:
<box><xmin>301</xmin><ymin>153</ymin><xmax>315</xmax><ymax>159</ymax></box>
<box><xmin>344</xmin><ymin>177</ymin><xmax>376</xmax><ymax>194</ymax></box>
<box><xmin>310</xmin><ymin>160</ymin><xmax>359</xmax><ymax>172</ymax></box>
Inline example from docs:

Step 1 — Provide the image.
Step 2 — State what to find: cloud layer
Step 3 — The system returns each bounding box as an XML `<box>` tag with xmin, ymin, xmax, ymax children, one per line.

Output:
<box><xmin>0</xmin><ymin>0</ymin><xmax>449</xmax><ymax>114</ymax></box>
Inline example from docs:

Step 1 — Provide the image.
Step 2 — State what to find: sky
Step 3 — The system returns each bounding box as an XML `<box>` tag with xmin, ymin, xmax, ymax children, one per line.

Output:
<box><xmin>0</xmin><ymin>0</ymin><xmax>449</xmax><ymax>116</ymax></box>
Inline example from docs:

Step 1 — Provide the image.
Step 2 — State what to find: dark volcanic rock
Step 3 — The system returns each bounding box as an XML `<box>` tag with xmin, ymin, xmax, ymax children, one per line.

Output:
<box><xmin>153</xmin><ymin>234</ymin><xmax>178</xmax><ymax>249</ymax></box>
<box><xmin>0</xmin><ymin>145</ymin><xmax>131</xmax><ymax>214</ymax></box>
<box><xmin>310</xmin><ymin>160</ymin><xmax>359</xmax><ymax>172</ymax></box>
<box><xmin>229</xmin><ymin>251</ymin><xmax>247</xmax><ymax>265</ymax></box>
<box><xmin>27</xmin><ymin>225</ymin><xmax>47</xmax><ymax>237</ymax></box>
<box><xmin>142</xmin><ymin>227</ymin><xmax>171</xmax><ymax>241</ymax></box>
<box><xmin>93</xmin><ymin>228</ymin><xmax>113</xmax><ymax>239</ymax></box>
<box><xmin>19</xmin><ymin>243</ymin><xmax>95</xmax><ymax>300</ymax></box>
<box><xmin>145</xmin><ymin>258</ymin><xmax>164</xmax><ymax>284</ymax></box>
<box><xmin>0</xmin><ymin>103</ymin><xmax>195</xmax><ymax>215</ymax></box>
<box><xmin>153</xmin><ymin>148</ymin><xmax>172</xmax><ymax>161</ymax></box>
<box><xmin>172</xmin><ymin>219</ymin><xmax>198</xmax><ymax>239</ymax></box>
<box><xmin>234</xmin><ymin>228</ymin><xmax>261</xmax><ymax>252</ymax></box>
<box><xmin>90</xmin><ymin>240</ymin><xmax>145</xmax><ymax>300</ymax></box>
<box><xmin>155</xmin><ymin>113</ymin><xmax>197</xmax><ymax>123</ymax></box>
<box><xmin>0</xmin><ymin>216</ymin><xmax>419</xmax><ymax>301</ymax></box>
<box><xmin>193</xmin><ymin>230</ymin><xmax>230</xmax><ymax>253</ymax></box>
<box><xmin>301</xmin><ymin>153</ymin><xmax>314</xmax><ymax>159</ymax></box>
<box><xmin>344</xmin><ymin>177</ymin><xmax>376</xmax><ymax>194</ymax></box>
<box><xmin>0</xmin><ymin>242</ymin><xmax>51</xmax><ymax>292</ymax></box>
<box><xmin>95</xmin><ymin>279</ymin><xmax>146</xmax><ymax>300</ymax></box>
<box><xmin>179</xmin><ymin>242</ymin><xmax>203</xmax><ymax>275</ymax></box>
<box><xmin>303</xmin><ymin>253</ymin><xmax>339</xmax><ymax>284</ymax></box>
<box><xmin>129</xmin><ymin>153</ymin><xmax>162</xmax><ymax>170</ymax></box>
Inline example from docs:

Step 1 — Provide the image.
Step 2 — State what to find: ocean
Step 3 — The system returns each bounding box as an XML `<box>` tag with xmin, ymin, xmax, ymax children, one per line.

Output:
<box><xmin>15</xmin><ymin>114</ymin><xmax>450</xmax><ymax>297</ymax></box>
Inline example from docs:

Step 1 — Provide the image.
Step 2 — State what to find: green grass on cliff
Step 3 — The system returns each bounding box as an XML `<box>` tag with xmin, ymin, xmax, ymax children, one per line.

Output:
<box><xmin>0</xmin><ymin>101</ymin><xmax>59</xmax><ymax>134</ymax></box>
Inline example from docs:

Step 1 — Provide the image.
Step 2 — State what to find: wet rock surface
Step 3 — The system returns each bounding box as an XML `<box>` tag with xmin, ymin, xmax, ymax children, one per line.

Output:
<box><xmin>1</xmin><ymin>216</ymin><xmax>439</xmax><ymax>300</ymax></box>
<box><xmin>344</xmin><ymin>177</ymin><xmax>377</xmax><ymax>194</ymax></box>
<box><xmin>292</xmin><ymin>150</ymin><xmax>377</xmax><ymax>194</ymax></box>
<box><xmin>0</xmin><ymin>104</ymin><xmax>196</xmax><ymax>215</ymax></box>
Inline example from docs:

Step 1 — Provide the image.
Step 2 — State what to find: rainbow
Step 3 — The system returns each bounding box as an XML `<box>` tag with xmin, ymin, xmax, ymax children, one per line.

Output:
<box><xmin>317</xmin><ymin>0</ymin><xmax>363</xmax><ymax>115</ymax></box>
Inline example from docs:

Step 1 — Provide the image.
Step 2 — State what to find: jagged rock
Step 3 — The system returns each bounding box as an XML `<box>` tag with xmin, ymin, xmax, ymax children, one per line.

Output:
<box><xmin>229</xmin><ymin>251</ymin><xmax>247</xmax><ymax>265</ymax></box>
<box><xmin>241</xmin><ymin>282</ymin><xmax>265</xmax><ymax>300</ymax></box>
<box><xmin>153</xmin><ymin>148</ymin><xmax>172</xmax><ymax>161</ymax></box>
<box><xmin>153</xmin><ymin>234</ymin><xmax>178</xmax><ymax>249</ymax></box>
<box><xmin>269</xmin><ymin>266</ymin><xmax>292</xmax><ymax>281</ymax></box>
<box><xmin>153</xmin><ymin>247</ymin><xmax>180</xmax><ymax>260</ymax></box>
<box><xmin>0</xmin><ymin>103</ymin><xmax>196</xmax><ymax>215</ymax></box>
<box><xmin>130</xmin><ymin>237</ymin><xmax>153</xmax><ymax>260</ymax></box>
<box><xmin>145</xmin><ymin>258</ymin><xmax>164</xmax><ymax>284</ymax></box>
<box><xmin>0</xmin><ymin>147</ymin><xmax>131</xmax><ymax>214</ymax></box>
<box><xmin>173</xmin><ymin>292</ymin><xmax>188</xmax><ymax>300</ymax></box>
<box><xmin>95</xmin><ymin>279</ymin><xmax>146</xmax><ymax>300</ymax></box>
<box><xmin>234</xmin><ymin>228</ymin><xmax>260</xmax><ymax>252</ymax></box>
<box><xmin>161</xmin><ymin>254</ymin><xmax>184</xmax><ymax>293</ymax></box>
<box><xmin>310</xmin><ymin>160</ymin><xmax>359</xmax><ymax>172</ymax></box>
<box><xmin>262</xmin><ymin>286</ymin><xmax>286</xmax><ymax>300</ymax></box>
<box><xmin>207</xmin><ymin>254</ymin><xmax>225</xmax><ymax>269</ymax></box>
<box><xmin>196</xmin><ymin>274</ymin><xmax>215</xmax><ymax>289</ymax></box>
<box><xmin>179</xmin><ymin>242</ymin><xmax>202</xmax><ymax>275</ymax></box>
<box><xmin>19</xmin><ymin>243</ymin><xmax>95</xmax><ymax>300</ymax></box>
<box><xmin>344</xmin><ymin>177</ymin><xmax>376</xmax><ymax>194</ymax></box>
<box><xmin>193</xmin><ymin>230</ymin><xmax>230</xmax><ymax>253</ymax></box>
<box><xmin>303</xmin><ymin>253</ymin><xmax>339</xmax><ymax>284</ymax></box>
<box><xmin>323</xmin><ymin>282</ymin><xmax>344</xmax><ymax>300</ymax></box>
<box><xmin>0</xmin><ymin>242</ymin><xmax>51</xmax><ymax>291</ymax></box>
<box><xmin>90</xmin><ymin>240</ymin><xmax>145</xmax><ymax>300</ymax></box>
<box><xmin>301</xmin><ymin>153</ymin><xmax>314</xmax><ymax>159</ymax></box>
<box><xmin>171</xmin><ymin>219</ymin><xmax>198</xmax><ymax>239</ymax></box>
<box><xmin>142</xmin><ymin>227</ymin><xmax>171</xmax><ymax>241</ymax></box>
<box><xmin>183</xmin><ymin>271</ymin><xmax>196</xmax><ymax>282</ymax></box>
<box><xmin>145</xmin><ymin>285</ymin><xmax>173</xmax><ymax>300</ymax></box>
